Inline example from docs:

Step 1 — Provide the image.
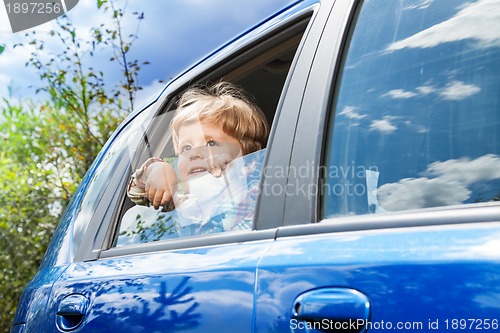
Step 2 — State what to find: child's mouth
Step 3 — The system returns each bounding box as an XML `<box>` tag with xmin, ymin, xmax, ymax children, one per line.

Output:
<box><xmin>189</xmin><ymin>167</ymin><xmax>208</xmax><ymax>177</ymax></box>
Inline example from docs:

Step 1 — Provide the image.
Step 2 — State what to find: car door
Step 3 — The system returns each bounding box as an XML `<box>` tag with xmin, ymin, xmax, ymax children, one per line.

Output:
<box><xmin>255</xmin><ymin>0</ymin><xmax>500</xmax><ymax>331</ymax></box>
<box><xmin>33</xmin><ymin>94</ymin><xmax>278</xmax><ymax>333</ymax></box>
<box><xmin>44</xmin><ymin>240</ymin><xmax>275</xmax><ymax>332</ymax></box>
<box><xmin>33</xmin><ymin>2</ymin><xmax>322</xmax><ymax>331</ymax></box>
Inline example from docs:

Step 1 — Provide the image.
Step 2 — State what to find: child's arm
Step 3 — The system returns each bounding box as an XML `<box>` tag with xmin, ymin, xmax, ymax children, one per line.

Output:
<box><xmin>127</xmin><ymin>157</ymin><xmax>178</xmax><ymax>210</ymax></box>
<box><xmin>144</xmin><ymin>161</ymin><xmax>178</xmax><ymax>209</ymax></box>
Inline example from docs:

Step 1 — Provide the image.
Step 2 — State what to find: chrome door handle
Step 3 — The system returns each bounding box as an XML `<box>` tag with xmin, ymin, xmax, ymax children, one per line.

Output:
<box><xmin>292</xmin><ymin>288</ymin><xmax>370</xmax><ymax>332</ymax></box>
<box><xmin>56</xmin><ymin>294</ymin><xmax>88</xmax><ymax>331</ymax></box>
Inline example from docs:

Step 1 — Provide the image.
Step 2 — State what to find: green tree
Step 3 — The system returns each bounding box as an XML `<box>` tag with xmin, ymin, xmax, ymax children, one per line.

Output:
<box><xmin>0</xmin><ymin>102</ymin><xmax>59</xmax><ymax>327</ymax></box>
<box><xmin>0</xmin><ymin>0</ymin><xmax>147</xmax><ymax>330</ymax></box>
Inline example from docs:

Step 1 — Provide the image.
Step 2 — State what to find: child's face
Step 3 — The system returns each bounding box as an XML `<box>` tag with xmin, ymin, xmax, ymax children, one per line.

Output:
<box><xmin>177</xmin><ymin>120</ymin><xmax>242</xmax><ymax>183</ymax></box>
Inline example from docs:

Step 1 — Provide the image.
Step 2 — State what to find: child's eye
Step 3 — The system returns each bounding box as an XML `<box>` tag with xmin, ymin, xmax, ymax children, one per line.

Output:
<box><xmin>206</xmin><ymin>140</ymin><xmax>218</xmax><ymax>147</ymax></box>
<box><xmin>180</xmin><ymin>145</ymin><xmax>192</xmax><ymax>153</ymax></box>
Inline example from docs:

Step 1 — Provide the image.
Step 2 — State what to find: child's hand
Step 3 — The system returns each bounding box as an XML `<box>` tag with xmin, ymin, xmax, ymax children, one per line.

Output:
<box><xmin>143</xmin><ymin>162</ymin><xmax>178</xmax><ymax>209</ymax></box>
<box><xmin>208</xmin><ymin>152</ymin><xmax>233</xmax><ymax>177</ymax></box>
<box><xmin>206</xmin><ymin>141</ymin><xmax>241</xmax><ymax>177</ymax></box>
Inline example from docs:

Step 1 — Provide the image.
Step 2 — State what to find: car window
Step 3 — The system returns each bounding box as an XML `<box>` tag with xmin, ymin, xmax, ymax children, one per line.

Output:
<box><xmin>113</xmin><ymin>95</ymin><xmax>269</xmax><ymax>247</ymax></box>
<box><xmin>322</xmin><ymin>0</ymin><xmax>500</xmax><ymax>218</ymax></box>
<box><xmin>112</xmin><ymin>20</ymin><xmax>311</xmax><ymax>247</ymax></box>
<box><xmin>69</xmin><ymin>110</ymin><xmax>154</xmax><ymax>258</ymax></box>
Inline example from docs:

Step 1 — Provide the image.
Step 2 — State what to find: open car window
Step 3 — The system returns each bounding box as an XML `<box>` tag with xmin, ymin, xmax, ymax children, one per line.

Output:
<box><xmin>110</xmin><ymin>15</ymin><xmax>312</xmax><ymax>247</ymax></box>
<box><xmin>115</xmin><ymin>149</ymin><xmax>266</xmax><ymax>246</ymax></box>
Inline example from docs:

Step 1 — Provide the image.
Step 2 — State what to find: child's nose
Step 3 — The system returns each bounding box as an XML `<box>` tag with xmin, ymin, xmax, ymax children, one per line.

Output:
<box><xmin>187</xmin><ymin>146</ymin><xmax>209</xmax><ymax>160</ymax></box>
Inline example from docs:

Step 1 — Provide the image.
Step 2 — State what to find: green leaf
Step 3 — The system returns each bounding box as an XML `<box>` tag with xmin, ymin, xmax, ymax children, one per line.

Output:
<box><xmin>97</xmin><ymin>0</ymin><xmax>107</xmax><ymax>9</ymax></box>
<box><xmin>0</xmin><ymin>45</ymin><xmax>5</xmax><ymax>55</ymax></box>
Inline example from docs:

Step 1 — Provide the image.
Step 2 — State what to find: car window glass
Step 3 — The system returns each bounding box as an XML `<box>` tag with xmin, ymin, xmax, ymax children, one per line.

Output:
<box><xmin>322</xmin><ymin>0</ymin><xmax>500</xmax><ymax>218</ymax></box>
<box><xmin>71</xmin><ymin>110</ymin><xmax>153</xmax><ymax>257</ymax></box>
<box><xmin>113</xmin><ymin>105</ymin><xmax>267</xmax><ymax>247</ymax></box>
<box><xmin>116</xmin><ymin>147</ymin><xmax>266</xmax><ymax>246</ymax></box>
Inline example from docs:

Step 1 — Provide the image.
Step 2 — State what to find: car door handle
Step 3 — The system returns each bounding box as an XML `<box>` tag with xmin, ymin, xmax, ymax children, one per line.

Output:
<box><xmin>292</xmin><ymin>288</ymin><xmax>370</xmax><ymax>332</ymax></box>
<box><xmin>56</xmin><ymin>294</ymin><xmax>88</xmax><ymax>331</ymax></box>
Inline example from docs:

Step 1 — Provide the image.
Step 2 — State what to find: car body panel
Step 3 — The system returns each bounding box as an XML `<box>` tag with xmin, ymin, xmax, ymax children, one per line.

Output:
<box><xmin>10</xmin><ymin>266</ymin><xmax>68</xmax><ymax>332</ymax></box>
<box><xmin>255</xmin><ymin>220</ymin><xmax>500</xmax><ymax>332</ymax></box>
<box><xmin>263</xmin><ymin>0</ymin><xmax>500</xmax><ymax>328</ymax></box>
<box><xmin>37</xmin><ymin>240</ymin><xmax>274</xmax><ymax>332</ymax></box>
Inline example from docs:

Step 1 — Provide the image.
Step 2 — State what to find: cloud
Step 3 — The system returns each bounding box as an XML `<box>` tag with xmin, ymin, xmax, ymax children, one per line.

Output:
<box><xmin>382</xmin><ymin>89</ymin><xmax>418</xmax><ymax>99</ymax></box>
<box><xmin>0</xmin><ymin>74</ymin><xmax>11</xmax><ymax>99</ymax></box>
<box><xmin>0</xmin><ymin>46</ymin><xmax>44</xmax><ymax>102</ymax></box>
<box><xmin>339</xmin><ymin>106</ymin><xmax>366</xmax><ymax>119</ymax></box>
<box><xmin>381</xmin><ymin>81</ymin><xmax>479</xmax><ymax>101</ymax></box>
<box><xmin>448</xmin><ymin>234</ymin><xmax>500</xmax><ymax>260</ymax></box>
<box><xmin>416</xmin><ymin>85</ymin><xmax>436</xmax><ymax>95</ymax></box>
<box><xmin>403</xmin><ymin>0</ymin><xmax>434</xmax><ymax>10</ymax></box>
<box><xmin>426</xmin><ymin>154</ymin><xmax>500</xmax><ymax>185</ymax></box>
<box><xmin>0</xmin><ymin>2</ymin><xmax>10</xmax><ymax>33</ymax></box>
<box><xmin>369</xmin><ymin>117</ymin><xmax>397</xmax><ymax>134</ymax></box>
<box><xmin>387</xmin><ymin>0</ymin><xmax>500</xmax><ymax>51</ymax></box>
<box><xmin>438</xmin><ymin>81</ymin><xmax>481</xmax><ymax>100</ymax></box>
<box><xmin>377</xmin><ymin>154</ymin><xmax>500</xmax><ymax>210</ymax></box>
<box><xmin>404</xmin><ymin>121</ymin><xmax>428</xmax><ymax>133</ymax></box>
<box><xmin>378</xmin><ymin>177</ymin><xmax>471</xmax><ymax>210</ymax></box>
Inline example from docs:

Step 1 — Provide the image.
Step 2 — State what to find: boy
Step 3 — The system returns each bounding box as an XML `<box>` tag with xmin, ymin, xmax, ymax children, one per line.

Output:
<box><xmin>123</xmin><ymin>82</ymin><xmax>269</xmax><ymax>241</ymax></box>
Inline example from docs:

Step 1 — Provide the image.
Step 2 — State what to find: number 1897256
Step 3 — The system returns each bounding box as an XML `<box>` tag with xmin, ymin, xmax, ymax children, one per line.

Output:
<box><xmin>5</xmin><ymin>2</ymin><xmax>62</xmax><ymax>14</ymax></box>
<box><xmin>444</xmin><ymin>319</ymin><xmax>498</xmax><ymax>330</ymax></box>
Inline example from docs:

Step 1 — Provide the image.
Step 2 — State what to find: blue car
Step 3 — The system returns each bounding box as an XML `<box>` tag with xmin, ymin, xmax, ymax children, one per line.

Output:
<box><xmin>12</xmin><ymin>0</ymin><xmax>500</xmax><ymax>332</ymax></box>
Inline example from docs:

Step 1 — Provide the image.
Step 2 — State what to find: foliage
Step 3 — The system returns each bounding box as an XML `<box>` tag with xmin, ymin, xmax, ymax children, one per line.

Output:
<box><xmin>0</xmin><ymin>102</ymin><xmax>60</xmax><ymax>327</ymax></box>
<box><xmin>0</xmin><ymin>0</ymin><xmax>147</xmax><ymax>330</ymax></box>
<box><xmin>92</xmin><ymin>0</ymin><xmax>147</xmax><ymax>111</ymax></box>
<box><xmin>120</xmin><ymin>212</ymin><xmax>177</xmax><ymax>243</ymax></box>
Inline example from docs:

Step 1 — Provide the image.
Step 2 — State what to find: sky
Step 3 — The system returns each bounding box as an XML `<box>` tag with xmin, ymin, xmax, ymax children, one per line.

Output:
<box><xmin>0</xmin><ymin>0</ymin><xmax>297</xmax><ymax>109</ymax></box>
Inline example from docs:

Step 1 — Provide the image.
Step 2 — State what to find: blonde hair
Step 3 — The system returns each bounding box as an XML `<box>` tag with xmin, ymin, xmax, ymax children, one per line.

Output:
<box><xmin>171</xmin><ymin>82</ymin><xmax>269</xmax><ymax>155</ymax></box>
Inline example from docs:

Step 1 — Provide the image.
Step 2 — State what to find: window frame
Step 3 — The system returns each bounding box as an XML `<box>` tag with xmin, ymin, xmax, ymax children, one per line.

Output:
<box><xmin>280</xmin><ymin>0</ymin><xmax>500</xmax><ymax>232</ymax></box>
<box><xmin>73</xmin><ymin>2</ymin><xmax>322</xmax><ymax>261</ymax></box>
